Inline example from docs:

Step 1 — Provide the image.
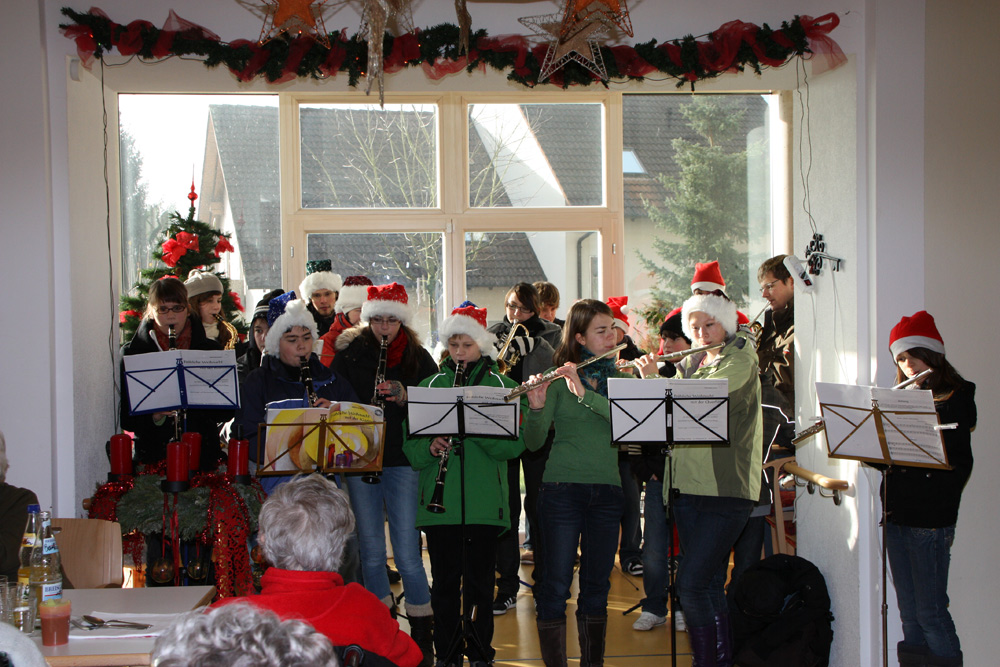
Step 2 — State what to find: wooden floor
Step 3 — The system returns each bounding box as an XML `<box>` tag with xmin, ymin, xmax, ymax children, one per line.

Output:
<box><xmin>395</xmin><ymin>555</ymin><xmax>693</xmax><ymax>666</ymax></box>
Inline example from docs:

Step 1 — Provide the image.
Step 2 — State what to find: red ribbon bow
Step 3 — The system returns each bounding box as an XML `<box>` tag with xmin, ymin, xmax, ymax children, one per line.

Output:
<box><xmin>213</xmin><ymin>236</ymin><xmax>235</xmax><ymax>258</ymax></box>
<box><xmin>161</xmin><ymin>232</ymin><xmax>199</xmax><ymax>267</ymax></box>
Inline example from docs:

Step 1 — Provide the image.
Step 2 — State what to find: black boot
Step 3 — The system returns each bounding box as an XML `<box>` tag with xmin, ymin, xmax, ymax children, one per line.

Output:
<box><xmin>898</xmin><ymin>642</ymin><xmax>929</xmax><ymax>665</ymax></box>
<box><xmin>408</xmin><ymin>615</ymin><xmax>434</xmax><ymax>667</ymax></box>
<box><xmin>715</xmin><ymin>612</ymin><xmax>733</xmax><ymax>667</ymax></box>
<box><xmin>923</xmin><ymin>651</ymin><xmax>964</xmax><ymax>666</ymax></box>
<box><xmin>688</xmin><ymin>624</ymin><xmax>718</xmax><ymax>667</ymax></box>
<box><xmin>576</xmin><ymin>612</ymin><xmax>608</xmax><ymax>667</ymax></box>
<box><xmin>536</xmin><ymin>617</ymin><xmax>568</xmax><ymax>667</ymax></box>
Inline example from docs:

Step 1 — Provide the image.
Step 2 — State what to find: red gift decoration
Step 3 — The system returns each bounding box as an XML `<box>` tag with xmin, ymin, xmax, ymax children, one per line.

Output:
<box><xmin>213</xmin><ymin>236</ymin><xmax>235</xmax><ymax>257</ymax></box>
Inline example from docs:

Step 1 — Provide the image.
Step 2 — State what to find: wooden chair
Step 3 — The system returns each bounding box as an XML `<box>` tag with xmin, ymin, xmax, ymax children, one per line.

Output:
<box><xmin>763</xmin><ymin>457</ymin><xmax>797</xmax><ymax>555</ymax></box>
<box><xmin>52</xmin><ymin>518</ymin><xmax>124</xmax><ymax>589</ymax></box>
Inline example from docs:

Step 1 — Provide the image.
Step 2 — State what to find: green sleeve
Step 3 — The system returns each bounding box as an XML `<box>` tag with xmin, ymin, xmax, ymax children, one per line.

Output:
<box><xmin>710</xmin><ymin>342</ymin><xmax>758</xmax><ymax>393</ymax></box>
<box><xmin>523</xmin><ymin>387</ymin><xmax>556</xmax><ymax>452</ymax></box>
<box><xmin>578</xmin><ymin>388</ymin><xmax>611</xmax><ymax>421</ymax></box>
<box><xmin>402</xmin><ymin>423</ymin><xmax>436</xmax><ymax>470</ymax></box>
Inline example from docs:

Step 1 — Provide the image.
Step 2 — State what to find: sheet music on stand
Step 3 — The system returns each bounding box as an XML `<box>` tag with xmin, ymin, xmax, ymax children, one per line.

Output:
<box><xmin>607</xmin><ymin>378</ymin><xmax>729</xmax><ymax>446</ymax></box>
<box><xmin>816</xmin><ymin>382</ymin><xmax>949</xmax><ymax>469</ymax></box>
<box><xmin>406</xmin><ymin>385</ymin><xmax>520</xmax><ymax>439</ymax></box>
<box><xmin>257</xmin><ymin>402</ymin><xmax>386</xmax><ymax>476</ymax></box>
<box><xmin>123</xmin><ymin>349</ymin><xmax>239</xmax><ymax>414</ymax></box>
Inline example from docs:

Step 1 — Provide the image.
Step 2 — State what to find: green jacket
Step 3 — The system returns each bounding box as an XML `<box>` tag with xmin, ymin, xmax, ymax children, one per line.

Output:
<box><xmin>673</xmin><ymin>332</ymin><xmax>762</xmax><ymax>501</ymax></box>
<box><xmin>403</xmin><ymin>357</ymin><xmax>526</xmax><ymax>529</ymax></box>
<box><xmin>523</xmin><ymin>369</ymin><xmax>632</xmax><ymax>487</ymax></box>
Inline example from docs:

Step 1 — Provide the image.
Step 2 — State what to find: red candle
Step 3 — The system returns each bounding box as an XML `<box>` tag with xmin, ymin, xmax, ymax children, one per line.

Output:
<box><xmin>166</xmin><ymin>441</ymin><xmax>189</xmax><ymax>483</ymax></box>
<box><xmin>110</xmin><ymin>434</ymin><xmax>132</xmax><ymax>476</ymax></box>
<box><xmin>181</xmin><ymin>432</ymin><xmax>201</xmax><ymax>472</ymax></box>
<box><xmin>228</xmin><ymin>438</ymin><xmax>249</xmax><ymax>477</ymax></box>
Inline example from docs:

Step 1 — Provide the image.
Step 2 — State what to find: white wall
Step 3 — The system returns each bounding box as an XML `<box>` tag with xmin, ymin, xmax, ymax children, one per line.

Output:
<box><xmin>923</xmin><ymin>1</ymin><xmax>1000</xmax><ymax>662</ymax></box>
<box><xmin>7</xmin><ymin>0</ymin><xmax>998</xmax><ymax>663</ymax></box>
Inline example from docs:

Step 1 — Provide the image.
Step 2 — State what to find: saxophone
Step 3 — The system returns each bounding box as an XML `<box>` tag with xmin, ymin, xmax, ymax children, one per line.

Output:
<box><xmin>215</xmin><ymin>313</ymin><xmax>239</xmax><ymax>350</ymax></box>
<box><xmin>427</xmin><ymin>360</ymin><xmax>464</xmax><ymax>514</ymax></box>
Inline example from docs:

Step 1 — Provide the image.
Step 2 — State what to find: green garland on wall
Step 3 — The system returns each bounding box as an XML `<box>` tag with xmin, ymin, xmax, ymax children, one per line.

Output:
<box><xmin>60</xmin><ymin>7</ymin><xmax>842</xmax><ymax>90</ymax></box>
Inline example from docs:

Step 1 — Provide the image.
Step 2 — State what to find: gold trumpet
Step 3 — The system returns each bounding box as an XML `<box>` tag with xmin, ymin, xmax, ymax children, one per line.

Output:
<box><xmin>503</xmin><ymin>343</ymin><xmax>627</xmax><ymax>402</ymax></box>
<box><xmin>215</xmin><ymin>313</ymin><xmax>239</xmax><ymax>350</ymax></box>
<box><xmin>614</xmin><ymin>342</ymin><xmax>726</xmax><ymax>370</ymax></box>
<box><xmin>741</xmin><ymin>303</ymin><xmax>770</xmax><ymax>344</ymax></box>
<box><xmin>495</xmin><ymin>322</ymin><xmax>529</xmax><ymax>374</ymax></box>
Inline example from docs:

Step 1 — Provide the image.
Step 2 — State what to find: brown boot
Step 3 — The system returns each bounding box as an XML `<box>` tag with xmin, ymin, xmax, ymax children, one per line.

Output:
<box><xmin>536</xmin><ymin>617</ymin><xmax>567</xmax><ymax>667</ymax></box>
<box><xmin>408</xmin><ymin>615</ymin><xmax>434</xmax><ymax>667</ymax></box>
<box><xmin>577</xmin><ymin>612</ymin><xmax>608</xmax><ymax>667</ymax></box>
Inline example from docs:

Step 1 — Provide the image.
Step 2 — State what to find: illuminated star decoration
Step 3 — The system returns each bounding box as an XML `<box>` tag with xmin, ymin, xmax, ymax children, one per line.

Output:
<box><xmin>519</xmin><ymin>11</ymin><xmax>611</xmax><ymax>83</ymax></box>
<box><xmin>561</xmin><ymin>0</ymin><xmax>632</xmax><ymax>38</ymax></box>
<box><xmin>259</xmin><ymin>0</ymin><xmax>331</xmax><ymax>48</ymax></box>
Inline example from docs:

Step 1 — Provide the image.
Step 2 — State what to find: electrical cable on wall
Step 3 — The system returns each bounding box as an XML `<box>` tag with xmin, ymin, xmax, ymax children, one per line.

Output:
<box><xmin>101</xmin><ymin>58</ymin><xmax>121</xmax><ymax>431</ymax></box>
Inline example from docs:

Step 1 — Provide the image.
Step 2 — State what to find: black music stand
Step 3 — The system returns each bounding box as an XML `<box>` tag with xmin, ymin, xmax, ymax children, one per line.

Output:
<box><xmin>407</xmin><ymin>385</ymin><xmax>520</xmax><ymax>666</ymax></box>
<box><xmin>608</xmin><ymin>377</ymin><xmax>730</xmax><ymax>667</ymax></box>
<box><xmin>815</xmin><ymin>382</ymin><xmax>950</xmax><ymax>667</ymax></box>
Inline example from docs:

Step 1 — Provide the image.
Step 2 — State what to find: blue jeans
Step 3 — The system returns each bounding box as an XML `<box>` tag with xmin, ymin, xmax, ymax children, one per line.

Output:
<box><xmin>535</xmin><ymin>482</ymin><xmax>624</xmax><ymax>620</ymax></box>
<box><xmin>345</xmin><ymin>467</ymin><xmax>430</xmax><ymax>607</ymax></box>
<box><xmin>640</xmin><ymin>479</ymin><xmax>670</xmax><ymax>616</ymax></box>
<box><xmin>886</xmin><ymin>523</ymin><xmax>961</xmax><ymax>658</ymax></box>
<box><xmin>672</xmin><ymin>494</ymin><xmax>753</xmax><ymax>628</ymax></box>
<box><xmin>618</xmin><ymin>461</ymin><xmax>642</xmax><ymax>564</ymax></box>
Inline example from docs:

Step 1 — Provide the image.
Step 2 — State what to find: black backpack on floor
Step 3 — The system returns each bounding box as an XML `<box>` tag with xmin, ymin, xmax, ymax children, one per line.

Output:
<box><xmin>730</xmin><ymin>554</ymin><xmax>834</xmax><ymax>667</ymax></box>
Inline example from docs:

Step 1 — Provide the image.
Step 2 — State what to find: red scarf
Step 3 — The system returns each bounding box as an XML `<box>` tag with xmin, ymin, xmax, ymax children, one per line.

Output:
<box><xmin>152</xmin><ymin>320</ymin><xmax>192</xmax><ymax>350</ymax></box>
<box><xmin>387</xmin><ymin>328</ymin><xmax>408</xmax><ymax>368</ymax></box>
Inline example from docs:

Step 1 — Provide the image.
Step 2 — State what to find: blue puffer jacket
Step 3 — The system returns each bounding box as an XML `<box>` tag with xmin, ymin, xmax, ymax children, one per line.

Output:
<box><xmin>237</xmin><ymin>353</ymin><xmax>359</xmax><ymax>462</ymax></box>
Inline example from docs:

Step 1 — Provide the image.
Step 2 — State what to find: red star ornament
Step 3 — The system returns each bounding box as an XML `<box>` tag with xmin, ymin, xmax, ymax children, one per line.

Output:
<box><xmin>562</xmin><ymin>0</ymin><xmax>632</xmax><ymax>39</ymax></box>
<box><xmin>259</xmin><ymin>0</ymin><xmax>331</xmax><ymax>48</ymax></box>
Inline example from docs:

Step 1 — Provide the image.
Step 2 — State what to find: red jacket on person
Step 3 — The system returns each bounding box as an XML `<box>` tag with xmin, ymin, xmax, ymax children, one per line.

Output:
<box><xmin>318</xmin><ymin>313</ymin><xmax>354</xmax><ymax>367</ymax></box>
<box><xmin>214</xmin><ymin>568</ymin><xmax>421</xmax><ymax>667</ymax></box>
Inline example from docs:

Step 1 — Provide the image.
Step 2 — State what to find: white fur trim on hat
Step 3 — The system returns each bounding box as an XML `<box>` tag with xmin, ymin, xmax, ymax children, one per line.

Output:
<box><xmin>681</xmin><ymin>294</ymin><xmax>739</xmax><ymax>339</ymax></box>
<box><xmin>440</xmin><ymin>314</ymin><xmax>497</xmax><ymax>358</ymax></box>
<box><xmin>335</xmin><ymin>284</ymin><xmax>369</xmax><ymax>314</ymax></box>
<box><xmin>889</xmin><ymin>335</ymin><xmax>946</xmax><ymax>359</ymax></box>
<box><xmin>361</xmin><ymin>299</ymin><xmax>411</xmax><ymax>325</ymax></box>
<box><xmin>263</xmin><ymin>299</ymin><xmax>319</xmax><ymax>357</ymax></box>
<box><xmin>298</xmin><ymin>272</ymin><xmax>343</xmax><ymax>301</ymax></box>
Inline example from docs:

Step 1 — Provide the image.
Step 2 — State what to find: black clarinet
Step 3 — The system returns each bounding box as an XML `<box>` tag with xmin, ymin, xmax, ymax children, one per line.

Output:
<box><xmin>300</xmin><ymin>356</ymin><xmax>318</xmax><ymax>406</ymax></box>
<box><xmin>427</xmin><ymin>360</ymin><xmax>464</xmax><ymax>514</ymax></box>
<box><xmin>168</xmin><ymin>324</ymin><xmax>181</xmax><ymax>441</ymax></box>
<box><xmin>362</xmin><ymin>335</ymin><xmax>390</xmax><ymax>485</ymax></box>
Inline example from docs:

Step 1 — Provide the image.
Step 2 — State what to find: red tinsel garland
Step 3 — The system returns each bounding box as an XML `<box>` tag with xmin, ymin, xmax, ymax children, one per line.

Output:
<box><xmin>88</xmin><ymin>477</ymin><xmax>146</xmax><ymax>570</ymax></box>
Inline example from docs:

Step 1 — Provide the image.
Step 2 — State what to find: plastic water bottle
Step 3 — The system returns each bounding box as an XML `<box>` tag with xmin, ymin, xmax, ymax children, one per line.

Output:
<box><xmin>29</xmin><ymin>510</ymin><xmax>63</xmax><ymax>604</ymax></box>
<box><xmin>17</xmin><ymin>504</ymin><xmax>41</xmax><ymax>588</ymax></box>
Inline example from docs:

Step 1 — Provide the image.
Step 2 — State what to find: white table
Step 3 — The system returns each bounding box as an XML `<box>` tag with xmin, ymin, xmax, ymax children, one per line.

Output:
<box><xmin>35</xmin><ymin>586</ymin><xmax>215</xmax><ymax>667</ymax></box>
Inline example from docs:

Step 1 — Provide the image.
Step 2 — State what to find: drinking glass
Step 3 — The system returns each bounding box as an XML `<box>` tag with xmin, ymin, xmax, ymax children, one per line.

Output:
<box><xmin>12</xmin><ymin>582</ymin><xmax>36</xmax><ymax>633</ymax></box>
<box><xmin>0</xmin><ymin>580</ymin><xmax>13</xmax><ymax>625</ymax></box>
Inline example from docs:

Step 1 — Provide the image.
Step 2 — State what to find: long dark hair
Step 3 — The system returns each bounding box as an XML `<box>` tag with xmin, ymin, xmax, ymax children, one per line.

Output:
<box><xmin>553</xmin><ymin>299</ymin><xmax>613</xmax><ymax>366</ymax></box>
<box><xmin>893</xmin><ymin>347</ymin><xmax>965</xmax><ymax>399</ymax></box>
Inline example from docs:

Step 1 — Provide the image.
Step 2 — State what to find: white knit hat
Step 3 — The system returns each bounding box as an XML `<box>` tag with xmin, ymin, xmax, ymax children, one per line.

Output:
<box><xmin>184</xmin><ymin>270</ymin><xmax>224</xmax><ymax>298</ymax></box>
<box><xmin>263</xmin><ymin>293</ymin><xmax>318</xmax><ymax>357</ymax></box>
<box><xmin>440</xmin><ymin>301</ymin><xmax>495</xmax><ymax>357</ymax></box>
<box><xmin>681</xmin><ymin>293</ymin><xmax>738</xmax><ymax>339</ymax></box>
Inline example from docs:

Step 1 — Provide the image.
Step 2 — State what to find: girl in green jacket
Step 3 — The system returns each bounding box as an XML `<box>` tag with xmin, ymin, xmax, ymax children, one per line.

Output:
<box><xmin>403</xmin><ymin>302</ymin><xmax>525</xmax><ymax>667</ymax></box>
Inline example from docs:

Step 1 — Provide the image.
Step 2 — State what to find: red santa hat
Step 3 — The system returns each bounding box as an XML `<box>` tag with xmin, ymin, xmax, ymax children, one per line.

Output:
<box><xmin>361</xmin><ymin>282</ymin><xmax>411</xmax><ymax>325</ymax></box>
<box><xmin>690</xmin><ymin>261</ymin><xmax>727</xmax><ymax>294</ymax></box>
<box><xmin>681</xmin><ymin>293</ymin><xmax>739</xmax><ymax>339</ymax></box>
<box><xmin>298</xmin><ymin>259</ymin><xmax>342</xmax><ymax>302</ymax></box>
<box><xmin>335</xmin><ymin>275</ymin><xmax>373</xmax><ymax>314</ymax></box>
<box><xmin>606</xmin><ymin>296</ymin><xmax>630</xmax><ymax>333</ymax></box>
<box><xmin>440</xmin><ymin>301</ymin><xmax>495</xmax><ymax>356</ymax></box>
<box><xmin>889</xmin><ymin>310</ymin><xmax>946</xmax><ymax>358</ymax></box>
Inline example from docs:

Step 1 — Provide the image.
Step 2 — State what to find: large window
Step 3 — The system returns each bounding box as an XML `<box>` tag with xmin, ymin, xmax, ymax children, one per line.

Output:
<box><xmin>118</xmin><ymin>92</ymin><xmax>781</xmax><ymax>352</ymax></box>
<box><xmin>621</xmin><ymin>94</ymin><xmax>777</xmax><ymax>349</ymax></box>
